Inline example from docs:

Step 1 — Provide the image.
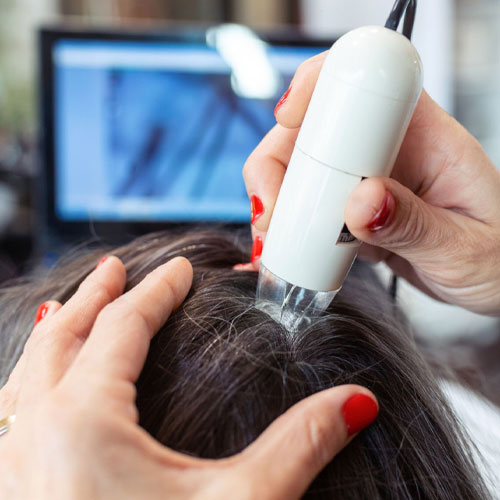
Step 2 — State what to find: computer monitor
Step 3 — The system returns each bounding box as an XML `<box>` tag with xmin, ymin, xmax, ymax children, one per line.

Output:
<box><xmin>39</xmin><ymin>26</ymin><xmax>331</xmax><ymax>243</ymax></box>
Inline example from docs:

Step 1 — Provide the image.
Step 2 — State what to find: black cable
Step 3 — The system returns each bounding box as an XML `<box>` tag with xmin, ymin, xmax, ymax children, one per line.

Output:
<box><xmin>385</xmin><ymin>0</ymin><xmax>417</xmax><ymax>40</ymax></box>
<box><xmin>385</xmin><ymin>0</ymin><xmax>409</xmax><ymax>30</ymax></box>
<box><xmin>385</xmin><ymin>0</ymin><xmax>418</xmax><ymax>299</ymax></box>
<box><xmin>402</xmin><ymin>0</ymin><xmax>417</xmax><ymax>40</ymax></box>
<box><xmin>389</xmin><ymin>274</ymin><xmax>398</xmax><ymax>302</ymax></box>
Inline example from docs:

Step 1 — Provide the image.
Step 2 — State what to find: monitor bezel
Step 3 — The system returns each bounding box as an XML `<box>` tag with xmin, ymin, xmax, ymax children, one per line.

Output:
<box><xmin>38</xmin><ymin>25</ymin><xmax>334</xmax><ymax>245</ymax></box>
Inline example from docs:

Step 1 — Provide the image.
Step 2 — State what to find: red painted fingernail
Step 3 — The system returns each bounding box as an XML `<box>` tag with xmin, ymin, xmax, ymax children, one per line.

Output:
<box><xmin>96</xmin><ymin>256</ymin><xmax>108</xmax><ymax>269</ymax></box>
<box><xmin>274</xmin><ymin>87</ymin><xmax>292</xmax><ymax>116</ymax></box>
<box><xmin>34</xmin><ymin>302</ymin><xmax>50</xmax><ymax>326</ymax></box>
<box><xmin>342</xmin><ymin>394</ymin><xmax>379</xmax><ymax>437</ymax></box>
<box><xmin>367</xmin><ymin>191</ymin><xmax>395</xmax><ymax>232</ymax></box>
<box><xmin>250</xmin><ymin>237</ymin><xmax>263</xmax><ymax>263</ymax></box>
<box><xmin>250</xmin><ymin>195</ymin><xmax>264</xmax><ymax>225</ymax></box>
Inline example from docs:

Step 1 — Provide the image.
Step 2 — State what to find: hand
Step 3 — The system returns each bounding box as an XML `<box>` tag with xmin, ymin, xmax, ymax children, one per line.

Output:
<box><xmin>242</xmin><ymin>51</ymin><xmax>500</xmax><ymax>315</ymax></box>
<box><xmin>0</xmin><ymin>256</ymin><xmax>378</xmax><ymax>499</ymax></box>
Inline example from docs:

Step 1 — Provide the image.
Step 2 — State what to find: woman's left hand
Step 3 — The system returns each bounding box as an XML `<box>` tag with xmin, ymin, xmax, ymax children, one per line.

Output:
<box><xmin>0</xmin><ymin>256</ymin><xmax>377</xmax><ymax>500</ymax></box>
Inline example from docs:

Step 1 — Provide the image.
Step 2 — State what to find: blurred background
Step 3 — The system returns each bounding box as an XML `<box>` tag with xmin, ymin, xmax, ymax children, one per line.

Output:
<box><xmin>0</xmin><ymin>0</ymin><xmax>499</xmax><ymax>400</ymax></box>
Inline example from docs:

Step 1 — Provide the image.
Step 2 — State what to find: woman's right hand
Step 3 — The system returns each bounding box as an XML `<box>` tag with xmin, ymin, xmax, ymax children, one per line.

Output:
<box><xmin>243</xmin><ymin>51</ymin><xmax>500</xmax><ymax>316</ymax></box>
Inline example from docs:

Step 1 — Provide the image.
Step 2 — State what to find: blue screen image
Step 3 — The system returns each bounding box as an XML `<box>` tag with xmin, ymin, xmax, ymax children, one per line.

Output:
<box><xmin>53</xmin><ymin>40</ymin><xmax>325</xmax><ymax>222</ymax></box>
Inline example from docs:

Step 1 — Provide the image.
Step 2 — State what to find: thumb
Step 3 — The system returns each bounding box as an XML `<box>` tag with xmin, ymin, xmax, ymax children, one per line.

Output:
<box><xmin>236</xmin><ymin>386</ymin><xmax>378</xmax><ymax>500</ymax></box>
<box><xmin>345</xmin><ymin>177</ymin><xmax>461</xmax><ymax>263</ymax></box>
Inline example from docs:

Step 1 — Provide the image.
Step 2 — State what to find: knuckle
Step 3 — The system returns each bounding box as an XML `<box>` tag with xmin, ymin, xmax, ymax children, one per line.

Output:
<box><xmin>295</xmin><ymin>57</ymin><xmax>315</xmax><ymax>80</ymax></box>
<box><xmin>388</xmin><ymin>198</ymin><xmax>429</xmax><ymax>251</ymax></box>
<box><xmin>242</xmin><ymin>153</ymin><xmax>259</xmax><ymax>185</ymax></box>
<box><xmin>242</xmin><ymin>157</ymin><xmax>251</xmax><ymax>179</ymax></box>
<box><xmin>80</xmin><ymin>277</ymin><xmax>115</xmax><ymax>307</ymax></box>
<box><xmin>301</xmin><ymin>408</ymin><xmax>336</xmax><ymax>469</ymax></box>
<box><xmin>158</xmin><ymin>272</ymin><xmax>178</xmax><ymax>307</ymax></box>
<box><xmin>100</xmin><ymin>298</ymin><xmax>155</xmax><ymax>334</ymax></box>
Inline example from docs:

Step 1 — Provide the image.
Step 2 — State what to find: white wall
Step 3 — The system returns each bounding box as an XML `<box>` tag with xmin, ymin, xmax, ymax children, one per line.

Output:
<box><xmin>0</xmin><ymin>0</ymin><xmax>57</xmax><ymax>128</ymax></box>
<box><xmin>0</xmin><ymin>0</ymin><xmax>57</xmax><ymax>84</ymax></box>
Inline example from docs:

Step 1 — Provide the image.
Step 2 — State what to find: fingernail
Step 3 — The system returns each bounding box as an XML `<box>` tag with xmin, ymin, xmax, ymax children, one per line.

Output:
<box><xmin>367</xmin><ymin>191</ymin><xmax>395</xmax><ymax>232</ymax></box>
<box><xmin>233</xmin><ymin>263</ymin><xmax>255</xmax><ymax>272</ymax></box>
<box><xmin>342</xmin><ymin>394</ymin><xmax>379</xmax><ymax>437</ymax></box>
<box><xmin>274</xmin><ymin>87</ymin><xmax>291</xmax><ymax>116</ymax></box>
<box><xmin>250</xmin><ymin>195</ymin><xmax>264</xmax><ymax>225</ymax></box>
<box><xmin>250</xmin><ymin>237</ymin><xmax>263</xmax><ymax>263</ymax></box>
<box><xmin>34</xmin><ymin>302</ymin><xmax>50</xmax><ymax>326</ymax></box>
<box><xmin>233</xmin><ymin>264</ymin><xmax>248</xmax><ymax>271</ymax></box>
<box><xmin>96</xmin><ymin>256</ymin><xmax>108</xmax><ymax>269</ymax></box>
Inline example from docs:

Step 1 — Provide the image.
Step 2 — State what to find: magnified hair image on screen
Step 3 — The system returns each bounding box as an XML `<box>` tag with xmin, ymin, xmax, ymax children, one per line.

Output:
<box><xmin>50</xmin><ymin>33</ymin><xmax>326</xmax><ymax>223</ymax></box>
<box><xmin>106</xmin><ymin>69</ymin><xmax>273</xmax><ymax>199</ymax></box>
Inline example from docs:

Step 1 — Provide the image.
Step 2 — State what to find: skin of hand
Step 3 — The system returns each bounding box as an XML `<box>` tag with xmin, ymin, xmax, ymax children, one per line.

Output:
<box><xmin>0</xmin><ymin>256</ymin><xmax>378</xmax><ymax>500</ymax></box>
<box><xmin>242</xmin><ymin>50</ymin><xmax>500</xmax><ymax>316</ymax></box>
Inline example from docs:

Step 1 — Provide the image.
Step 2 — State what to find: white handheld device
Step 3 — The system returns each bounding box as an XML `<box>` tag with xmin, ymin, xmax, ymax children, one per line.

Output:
<box><xmin>256</xmin><ymin>17</ymin><xmax>423</xmax><ymax>331</ymax></box>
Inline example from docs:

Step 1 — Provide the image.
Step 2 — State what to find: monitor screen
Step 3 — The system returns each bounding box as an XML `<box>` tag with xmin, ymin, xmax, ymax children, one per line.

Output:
<box><xmin>51</xmin><ymin>37</ymin><xmax>326</xmax><ymax>223</ymax></box>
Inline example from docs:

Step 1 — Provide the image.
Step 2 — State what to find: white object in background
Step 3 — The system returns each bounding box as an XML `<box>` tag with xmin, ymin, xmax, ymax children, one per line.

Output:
<box><xmin>373</xmin><ymin>262</ymin><xmax>500</xmax><ymax>342</ymax></box>
<box><xmin>299</xmin><ymin>0</ymin><xmax>454</xmax><ymax>113</ymax></box>
<box><xmin>258</xmin><ymin>26</ymin><xmax>423</xmax><ymax>329</ymax></box>
<box><xmin>206</xmin><ymin>24</ymin><xmax>281</xmax><ymax>99</ymax></box>
<box><xmin>0</xmin><ymin>0</ymin><xmax>57</xmax><ymax>90</ymax></box>
<box><xmin>441</xmin><ymin>380</ymin><xmax>500</xmax><ymax>499</ymax></box>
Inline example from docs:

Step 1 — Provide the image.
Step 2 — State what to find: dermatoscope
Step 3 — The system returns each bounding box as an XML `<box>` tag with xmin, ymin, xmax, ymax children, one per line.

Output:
<box><xmin>256</xmin><ymin>0</ymin><xmax>424</xmax><ymax>331</ymax></box>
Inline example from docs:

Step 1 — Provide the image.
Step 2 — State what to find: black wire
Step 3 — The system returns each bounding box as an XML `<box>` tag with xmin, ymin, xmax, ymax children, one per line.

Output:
<box><xmin>385</xmin><ymin>0</ymin><xmax>409</xmax><ymax>30</ymax></box>
<box><xmin>385</xmin><ymin>0</ymin><xmax>417</xmax><ymax>40</ymax></box>
<box><xmin>389</xmin><ymin>274</ymin><xmax>398</xmax><ymax>302</ymax></box>
<box><xmin>384</xmin><ymin>0</ymin><xmax>417</xmax><ymax>299</ymax></box>
<box><xmin>402</xmin><ymin>0</ymin><xmax>417</xmax><ymax>40</ymax></box>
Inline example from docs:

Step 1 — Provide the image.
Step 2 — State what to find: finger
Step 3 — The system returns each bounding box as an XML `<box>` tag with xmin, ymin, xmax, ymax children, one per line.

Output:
<box><xmin>233</xmin><ymin>226</ymin><xmax>265</xmax><ymax>272</ymax></box>
<box><xmin>345</xmin><ymin>178</ymin><xmax>492</xmax><ymax>294</ymax></box>
<box><xmin>274</xmin><ymin>51</ymin><xmax>328</xmax><ymax>129</ymax></box>
<box><xmin>17</xmin><ymin>258</ymin><xmax>126</xmax><ymax>407</ymax></box>
<box><xmin>33</xmin><ymin>300</ymin><xmax>62</xmax><ymax>326</ymax></box>
<box><xmin>243</xmin><ymin>124</ymin><xmax>298</xmax><ymax>233</ymax></box>
<box><xmin>0</xmin><ymin>301</ymin><xmax>61</xmax><ymax>416</ymax></box>
<box><xmin>68</xmin><ymin>257</ymin><xmax>193</xmax><ymax>393</ymax></box>
<box><xmin>242</xmin><ymin>52</ymin><xmax>329</xmax><ymax>235</ymax></box>
<box><xmin>233</xmin><ymin>385</ymin><xmax>377</xmax><ymax>500</ymax></box>
<box><xmin>233</xmin><ymin>263</ymin><xmax>258</xmax><ymax>272</ymax></box>
<box><xmin>12</xmin><ymin>301</ymin><xmax>62</xmax><ymax>385</ymax></box>
<box><xmin>346</xmin><ymin>177</ymin><xmax>461</xmax><ymax>254</ymax></box>
<box><xmin>42</xmin><ymin>256</ymin><xmax>126</xmax><ymax>342</ymax></box>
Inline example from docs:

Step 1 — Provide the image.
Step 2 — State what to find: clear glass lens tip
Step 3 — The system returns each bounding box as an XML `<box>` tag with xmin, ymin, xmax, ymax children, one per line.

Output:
<box><xmin>256</xmin><ymin>265</ymin><xmax>339</xmax><ymax>333</ymax></box>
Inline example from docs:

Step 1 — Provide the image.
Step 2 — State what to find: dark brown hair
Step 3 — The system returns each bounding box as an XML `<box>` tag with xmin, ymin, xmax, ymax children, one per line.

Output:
<box><xmin>0</xmin><ymin>229</ymin><xmax>489</xmax><ymax>499</ymax></box>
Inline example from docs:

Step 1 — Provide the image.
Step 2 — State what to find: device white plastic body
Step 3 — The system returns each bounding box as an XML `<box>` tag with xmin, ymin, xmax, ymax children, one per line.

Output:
<box><xmin>257</xmin><ymin>26</ymin><xmax>423</xmax><ymax>331</ymax></box>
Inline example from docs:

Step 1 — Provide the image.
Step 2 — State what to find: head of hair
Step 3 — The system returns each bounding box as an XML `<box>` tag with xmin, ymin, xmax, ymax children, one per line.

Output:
<box><xmin>0</xmin><ymin>229</ymin><xmax>488</xmax><ymax>499</ymax></box>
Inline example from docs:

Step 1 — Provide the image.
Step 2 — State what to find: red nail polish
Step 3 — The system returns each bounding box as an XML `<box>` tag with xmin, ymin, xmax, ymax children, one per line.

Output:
<box><xmin>274</xmin><ymin>87</ymin><xmax>292</xmax><ymax>116</ymax></box>
<box><xmin>250</xmin><ymin>195</ymin><xmax>264</xmax><ymax>225</ymax></box>
<box><xmin>342</xmin><ymin>394</ymin><xmax>379</xmax><ymax>437</ymax></box>
<box><xmin>96</xmin><ymin>256</ymin><xmax>108</xmax><ymax>269</ymax></box>
<box><xmin>251</xmin><ymin>237</ymin><xmax>263</xmax><ymax>263</ymax></box>
<box><xmin>367</xmin><ymin>191</ymin><xmax>395</xmax><ymax>232</ymax></box>
<box><xmin>34</xmin><ymin>302</ymin><xmax>50</xmax><ymax>326</ymax></box>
